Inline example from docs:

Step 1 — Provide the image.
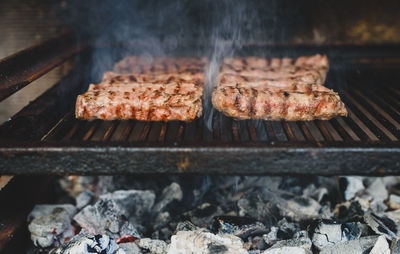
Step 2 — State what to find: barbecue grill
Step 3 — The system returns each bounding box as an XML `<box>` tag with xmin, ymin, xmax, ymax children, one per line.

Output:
<box><xmin>0</xmin><ymin>32</ymin><xmax>399</xmax><ymax>175</ymax></box>
<box><xmin>1</xmin><ymin>1</ymin><xmax>400</xmax><ymax>252</ymax></box>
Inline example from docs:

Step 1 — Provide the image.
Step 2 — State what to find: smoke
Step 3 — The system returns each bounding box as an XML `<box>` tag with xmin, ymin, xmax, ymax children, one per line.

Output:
<box><xmin>56</xmin><ymin>0</ymin><xmax>282</xmax><ymax>124</ymax></box>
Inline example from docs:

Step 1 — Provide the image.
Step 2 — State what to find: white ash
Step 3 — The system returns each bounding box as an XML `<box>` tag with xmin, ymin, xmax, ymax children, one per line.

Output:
<box><xmin>76</xmin><ymin>190</ymin><xmax>94</xmax><ymax>210</ymax></box>
<box><xmin>28</xmin><ymin>204</ymin><xmax>77</xmax><ymax>248</ymax></box>
<box><xmin>59</xmin><ymin>176</ymin><xmax>98</xmax><ymax>198</ymax></box>
<box><xmin>319</xmin><ymin>235</ymin><xmax>380</xmax><ymax>254</ymax></box>
<box><xmin>388</xmin><ymin>194</ymin><xmax>400</xmax><ymax>210</ymax></box>
<box><xmin>137</xmin><ymin>238</ymin><xmax>169</xmax><ymax>254</ymax></box>
<box><xmin>73</xmin><ymin>199</ymin><xmax>140</xmax><ymax>239</ymax></box>
<box><xmin>340</xmin><ymin>176</ymin><xmax>365</xmax><ymax>201</ymax></box>
<box><xmin>118</xmin><ymin>242</ymin><xmax>142</xmax><ymax>254</ymax></box>
<box><xmin>270</xmin><ymin>233</ymin><xmax>312</xmax><ymax>250</ymax></box>
<box><xmin>49</xmin><ymin>234</ymin><xmax>121</xmax><ymax>254</ymax></box>
<box><xmin>28</xmin><ymin>176</ymin><xmax>400</xmax><ymax>254</ymax></box>
<box><xmin>263</xmin><ymin>247</ymin><xmax>312</xmax><ymax>254</ymax></box>
<box><xmin>100</xmin><ymin>189</ymin><xmax>155</xmax><ymax>218</ymax></box>
<box><xmin>369</xmin><ymin>235</ymin><xmax>390</xmax><ymax>254</ymax></box>
<box><xmin>168</xmin><ymin>229</ymin><xmax>247</xmax><ymax>254</ymax></box>
<box><xmin>28</xmin><ymin>204</ymin><xmax>76</xmax><ymax>222</ymax></box>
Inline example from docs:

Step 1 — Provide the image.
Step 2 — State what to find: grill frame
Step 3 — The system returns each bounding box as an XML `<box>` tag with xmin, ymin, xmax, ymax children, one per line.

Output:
<box><xmin>0</xmin><ymin>34</ymin><xmax>399</xmax><ymax>175</ymax></box>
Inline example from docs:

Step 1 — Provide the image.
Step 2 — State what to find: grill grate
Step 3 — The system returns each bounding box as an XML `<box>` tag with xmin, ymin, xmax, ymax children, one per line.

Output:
<box><xmin>41</xmin><ymin>83</ymin><xmax>400</xmax><ymax>145</ymax></box>
<box><xmin>0</xmin><ymin>36</ymin><xmax>399</xmax><ymax>175</ymax></box>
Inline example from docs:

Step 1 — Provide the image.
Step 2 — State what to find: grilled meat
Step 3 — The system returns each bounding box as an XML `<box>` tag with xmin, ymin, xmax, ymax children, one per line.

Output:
<box><xmin>212</xmin><ymin>54</ymin><xmax>347</xmax><ymax>121</ymax></box>
<box><xmin>76</xmin><ymin>57</ymin><xmax>205</xmax><ymax>121</ymax></box>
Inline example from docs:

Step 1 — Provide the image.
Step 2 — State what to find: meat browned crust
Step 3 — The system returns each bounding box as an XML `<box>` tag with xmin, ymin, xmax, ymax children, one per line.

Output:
<box><xmin>76</xmin><ymin>57</ymin><xmax>205</xmax><ymax>121</ymax></box>
<box><xmin>212</xmin><ymin>54</ymin><xmax>347</xmax><ymax>121</ymax></box>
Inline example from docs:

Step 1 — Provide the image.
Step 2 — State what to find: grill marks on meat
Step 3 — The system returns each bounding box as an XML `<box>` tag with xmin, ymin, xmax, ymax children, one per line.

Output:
<box><xmin>212</xmin><ymin>54</ymin><xmax>348</xmax><ymax>121</ymax></box>
<box><xmin>76</xmin><ymin>57</ymin><xmax>205</xmax><ymax>121</ymax></box>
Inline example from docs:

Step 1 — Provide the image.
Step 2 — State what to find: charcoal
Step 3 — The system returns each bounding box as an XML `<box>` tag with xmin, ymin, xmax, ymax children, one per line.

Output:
<box><xmin>312</xmin><ymin>221</ymin><xmax>368</xmax><ymax>250</ymax></box>
<box><xmin>176</xmin><ymin>221</ymin><xmax>199</xmax><ymax>232</ymax></box>
<box><xmin>237</xmin><ymin>192</ymin><xmax>269</xmax><ymax>221</ymax></box>
<box><xmin>184</xmin><ymin>203</ymin><xmax>224</xmax><ymax>228</ymax></box>
<box><xmin>263</xmin><ymin>226</ymin><xmax>279</xmax><ymax>245</ymax></box>
<box><xmin>213</xmin><ymin>216</ymin><xmax>269</xmax><ymax>239</ymax></box>
<box><xmin>277</xmin><ymin>218</ymin><xmax>300</xmax><ymax>239</ymax></box>
<box><xmin>270</xmin><ymin>232</ymin><xmax>311</xmax><ymax>250</ymax></box>
<box><xmin>369</xmin><ymin>235</ymin><xmax>390</xmax><ymax>254</ymax></box>
<box><xmin>334</xmin><ymin>198</ymin><xmax>370</xmax><ymax>221</ymax></box>
<box><xmin>76</xmin><ymin>190</ymin><xmax>94</xmax><ymax>210</ymax></box>
<box><xmin>319</xmin><ymin>235</ymin><xmax>379</xmax><ymax>254</ymax></box>
<box><xmin>259</xmin><ymin>188</ymin><xmax>321</xmax><ymax>220</ymax></box>
<box><xmin>246</xmin><ymin>236</ymin><xmax>267</xmax><ymax>250</ymax></box>
<box><xmin>391</xmin><ymin>237</ymin><xmax>400</xmax><ymax>254</ymax></box>
<box><xmin>168</xmin><ymin>229</ymin><xmax>247</xmax><ymax>254</ymax></box>
<box><xmin>73</xmin><ymin>199</ymin><xmax>140</xmax><ymax>239</ymax></box>
<box><xmin>367</xmin><ymin>178</ymin><xmax>389</xmax><ymax>213</ymax></box>
<box><xmin>118</xmin><ymin>242</ymin><xmax>142</xmax><ymax>254</ymax></box>
<box><xmin>28</xmin><ymin>204</ymin><xmax>76</xmax><ymax>222</ymax></box>
<box><xmin>152</xmin><ymin>182</ymin><xmax>183</xmax><ymax>213</ymax></box>
<box><xmin>364</xmin><ymin>212</ymin><xmax>398</xmax><ymax>240</ymax></box>
<box><xmin>100</xmin><ymin>189</ymin><xmax>155</xmax><ymax>219</ymax></box>
<box><xmin>339</xmin><ymin>177</ymin><xmax>365</xmax><ymax>201</ymax></box>
<box><xmin>312</xmin><ymin>222</ymin><xmax>343</xmax><ymax>250</ymax></box>
<box><xmin>388</xmin><ymin>194</ymin><xmax>400</xmax><ymax>210</ymax></box>
<box><xmin>28</xmin><ymin>204</ymin><xmax>77</xmax><ymax>248</ymax></box>
<box><xmin>49</xmin><ymin>234</ymin><xmax>121</xmax><ymax>254</ymax></box>
<box><xmin>263</xmin><ymin>247</ymin><xmax>312</xmax><ymax>254</ymax></box>
<box><xmin>137</xmin><ymin>238</ymin><xmax>168</xmax><ymax>254</ymax></box>
<box><xmin>154</xmin><ymin>212</ymin><xmax>171</xmax><ymax>230</ymax></box>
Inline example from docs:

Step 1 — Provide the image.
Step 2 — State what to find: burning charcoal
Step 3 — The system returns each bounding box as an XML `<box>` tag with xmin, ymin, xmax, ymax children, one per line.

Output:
<box><xmin>73</xmin><ymin>199</ymin><xmax>140</xmax><ymax>239</ymax></box>
<box><xmin>263</xmin><ymin>247</ymin><xmax>311</xmax><ymax>254</ymax></box>
<box><xmin>118</xmin><ymin>242</ymin><xmax>142</xmax><ymax>254</ymax></box>
<box><xmin>28</xmin><ymin>204</ymin><xmax>77</xmax><ymax>248</ymax></box>
<box><xmin>100</xmin><ymin>189</ymin><xmax>156</xmax><ymax>218</ymax></box>
<box><xmin>388</xmin><ymin>194</ymin><xmax>400</xmax><ymax>210</ymax></box>
<box><xmin>391</xmin><ymin>237</ymin><xmax>400</xmax><ymax>253</ymax></box>
<box><xmin>319</xmin><ymin>235</ymin><xmax>379</xmax><ymax>254</ymax></box>
<box><xmin>213</xmin><ymin>216</ymin><xmax>269</xmax><ymax>239</ymax></box>
<box><xmin>76</xmin><ymin>190</ymin><xmax>94</xmax><ymax>210</ymax></box>
<box><xmin>168</xmin><ymin>229</ymin><xmax>247</xmax><ymax>254</ymax></box>
<box><xmin>369</xmin><ymin>235</ymin><xmax>390</xmax><ymax>254</ymax></box>
<box><xmin>152</xmin><ymin>182</ymin><xmax>183</xmax><ymax>213</ymax></box>
<box><xmin>137</xmin><ymin>238</ymin><xmax>169</xmax><ymax>254</ymax></box>
<box><xmin>263</xmin><ymin>226</ymin><xmax>279</xmax><ymax>245</ymax></box>
<box><xmin>364</xmin><ymin>212</ymin><xmax>398</xmax><ymax>240</ymax></box>
<box><xmin>49</xmin><ymin>234</ymin><xmax>121</xmax><ymax>254</ymax></box>
<box><xmin>339</xmin><ymin>176</ymin><xmax>365</xmax><ymax>201</ymax></box>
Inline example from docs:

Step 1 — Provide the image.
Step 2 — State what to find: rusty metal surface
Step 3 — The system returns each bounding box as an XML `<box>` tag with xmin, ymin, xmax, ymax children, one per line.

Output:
<box><xmin>0</xmin><ymin>32</ymin><xmax>81</xmax><ymax>102</ymax></box>
<box><xmin>0</xmin><ymin>142</ymin><xmax>399</xmax><ymax>175</ymax></box>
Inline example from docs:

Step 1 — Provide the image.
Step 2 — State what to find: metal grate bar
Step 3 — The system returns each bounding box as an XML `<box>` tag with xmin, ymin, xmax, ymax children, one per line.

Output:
<box><xmin>345</xmin><ymin>93</ymin><xmax>397</xmax><ymax>141</ymax></box>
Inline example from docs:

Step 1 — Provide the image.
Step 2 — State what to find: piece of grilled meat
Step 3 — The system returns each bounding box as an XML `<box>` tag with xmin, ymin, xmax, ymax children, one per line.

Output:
<box><xmin>212</xmin><ymin>54</ymin><xmax>347</xmax><ymax>121</ymax></box>
<box><xmin>76</xmin><ymin>57</ymin><xmax>205</xmax><ymax>121</ymax></box>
